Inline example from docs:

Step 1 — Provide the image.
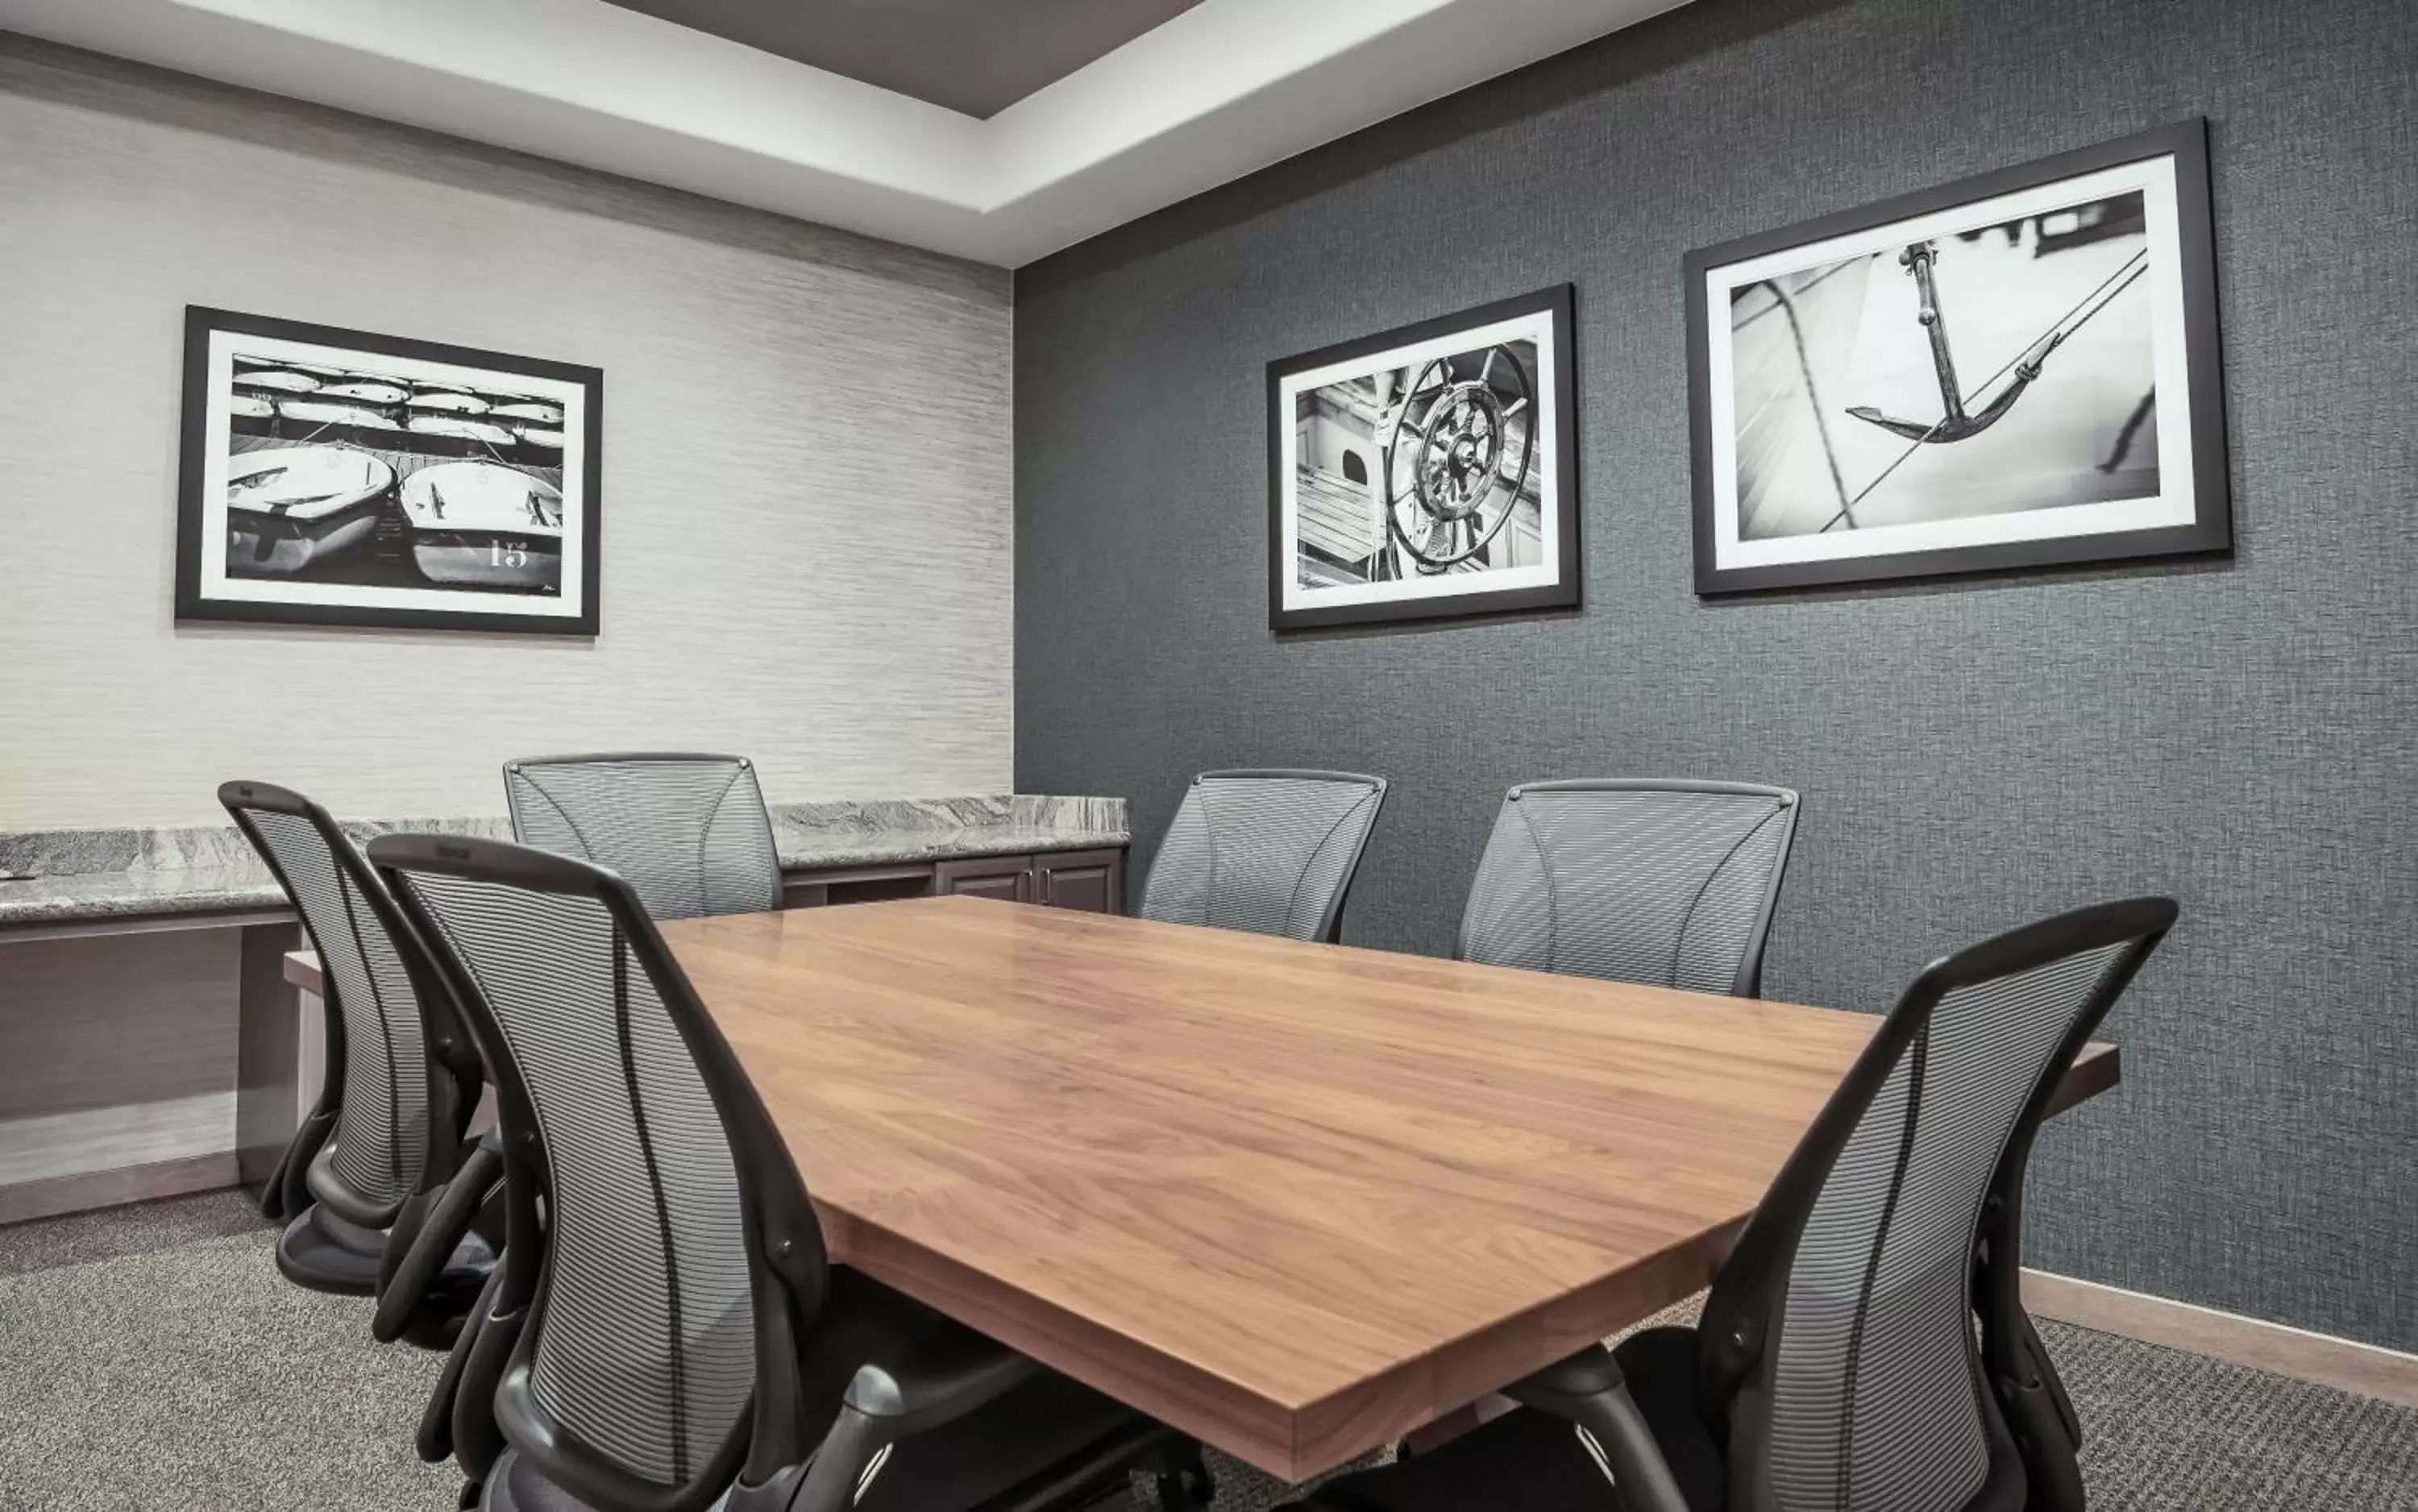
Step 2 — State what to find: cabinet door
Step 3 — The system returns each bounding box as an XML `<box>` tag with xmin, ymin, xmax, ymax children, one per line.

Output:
<box><xmin>1036</xmin><ymin>849</ymin><xmax>1125</xmax><ymax>915</ymax></box>
<box><xmin>933</xmin><ymin>854</ymin><xmax>1034</xmax><ymax>903</ymax></box>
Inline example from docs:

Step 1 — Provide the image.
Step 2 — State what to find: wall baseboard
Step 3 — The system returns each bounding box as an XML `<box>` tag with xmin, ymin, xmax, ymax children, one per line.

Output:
<box><xmin>0</xmin><ymin>1151</ymin><xmax>236</xmax><ymax>1227</ymax></box>
<box><xmin>2024</xmin><ymin>1268</ymin><xmax>2418</xmax><ymax>1409</ymax></box>
<box><xmin>0</xmin><ymin>1091</ymin><xmax>238</xmax><ymax>1186</ymax></box>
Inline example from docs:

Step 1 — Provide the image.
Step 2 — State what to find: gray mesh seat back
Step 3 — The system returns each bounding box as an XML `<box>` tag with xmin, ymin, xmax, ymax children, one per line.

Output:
<box><xmin>221</xmin><ymin>781</ymin><xmax>432</xmax><ymax>1222</ymax></box>
<box><xmin>380</xmin><ymin>839</ymin><xmax>766</xmax><ymax>1499</ymax></box>
<box><xmin>505</xmin><ymin>753</ymin><xmax>782</xmax><ymax>921</ymax></box>
<box><xmin>1138</xmin><ymin>769</ymin><xmax>1387</xmax><ymax>942</ymax></box>
<box><xmin>1459</xmin><ymin>779</ymin><xmax>1800</xmax><ymax>996</ymax></box>
<box><xmin>1703</xmin><ymin>899</ymin><xmax>2175</xmax><ymax>1512</ymax></box>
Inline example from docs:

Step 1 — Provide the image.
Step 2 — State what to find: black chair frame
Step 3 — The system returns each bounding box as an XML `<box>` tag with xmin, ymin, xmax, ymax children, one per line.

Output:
<box><xmin>376</xmin><ymin>833</ymin><xmax>780</xmax><ymax>1512</ymax></box>
<box><xmin>1303</xmin><ymin>896</ymin><xmax>2175</xmax><ymax>1512</ymax></box>
<box><xmin>219</xmin><ymin>781</ymin><xmax>492</xmax><ymax>1323</ymax></box>
<box><xmin>373</xmin><ymin>833</ymin><xmax>1194</xmax><ymax>1512</ymax></box>
<box><xmin>1694</xmin><ymin>898</ymin><xmax>2170</xmax><ymax>1512</ymax></box>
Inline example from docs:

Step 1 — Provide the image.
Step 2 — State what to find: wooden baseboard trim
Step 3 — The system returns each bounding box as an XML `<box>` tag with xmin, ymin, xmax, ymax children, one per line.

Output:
<box><xmin>0</xmin><ymin>1091</ymin><xmax>239</xmax><ymax>1187</ymax></box>
<box><xmin>0</xmin><ymin>1151</ymin><xmax>238</xmax><ymax>1227</ymax></box>
<box><xmin>2023</xmin><ymin>1268</ymin><xmax>2418</xmax><ymax>1409</ymax></box>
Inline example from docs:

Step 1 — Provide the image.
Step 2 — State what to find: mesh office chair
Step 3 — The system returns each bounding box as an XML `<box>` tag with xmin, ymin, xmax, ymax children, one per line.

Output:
<box><xmin>1460</xmin><ymin>779</ymin><xmax>1800</xmax><ymax>997</ymax></box>
<box><xmin>218</xmin><ymin>781</ymin><xmax>497</xmax><ymax>1342</ymax></box>
<box><xmin>1138</xmin><ymin>770</ymin><xmax>1388</xmax><ymax>943</ymax></box>
<box><xmin>371</xmin><ymin>833</ymin><xmax>1212</xmax><ymax>1512</ymax></box>
<box><xmin>504</xmin><ymin>752</ymin><xmax>783</xmax><ymax>920</ymax></box>
<box><xmin>1283</xmin><ymin>897</ymin><xmax>2175</xmax><ymax>1512</ymax></box>
<box><xmin>442</xmin><ymin>753</ymin><xmax>781</xmax><ymax>1485</ymax></box>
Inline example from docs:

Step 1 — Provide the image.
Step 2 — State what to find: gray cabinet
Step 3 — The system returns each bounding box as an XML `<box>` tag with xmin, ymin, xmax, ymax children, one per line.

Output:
<box><xmin>932</xmin><ymin>854</ymin><xmax>1036</xmax><ymax>904</ymax></box>
<box><xmin>1035</xmin><ymin>848</ymin><xmax>1124</xmax><ymax>914</ymax></box>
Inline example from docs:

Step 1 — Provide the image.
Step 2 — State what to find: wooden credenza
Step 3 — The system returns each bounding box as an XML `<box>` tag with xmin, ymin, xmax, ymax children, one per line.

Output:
<box><xmin>2</xmin><ymin>787</ymin><xmax>1131</xmax><ymax>1227</ymax></box>
<box><xmin>266</xmin><ymin>842</ymin><xmax>1131</xmax><ymax>1210</ymax></box>
<box><xmin>783</xmin><ymin>847</ymin><xmax>1125</xmax><ymax>914</ymax></box>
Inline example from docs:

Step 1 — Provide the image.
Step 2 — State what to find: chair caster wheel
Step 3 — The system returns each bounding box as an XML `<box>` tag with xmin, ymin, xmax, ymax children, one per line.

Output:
<box><xmin>1153</xmin><ymin>1461</ymin><xmax>1214</xmax><ymax>1509</ymax></box>
<box><xmin>457</xmin><ymin>1479</ymin><xmax>480</xmax><ymax>1510</ymax></box>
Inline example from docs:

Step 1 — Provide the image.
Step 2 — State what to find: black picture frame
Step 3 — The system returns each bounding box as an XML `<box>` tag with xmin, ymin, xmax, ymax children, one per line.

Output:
<box><xmin>1685</xmin><ymin>119</ymin><xmax>2229</xmax><ymax>596</ymax></box>
<box><xmin>175</xmin><ymin>305</ymin><xmax>605</xmax><ymax>635</ymax></box>
<box><xmin>1267</xmin><ymin>285</ymin><xmax>1581</xmax><ymax>632</ymax></box>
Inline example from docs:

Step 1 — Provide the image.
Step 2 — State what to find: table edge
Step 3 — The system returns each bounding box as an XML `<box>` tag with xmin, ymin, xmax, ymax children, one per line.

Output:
<box><xmin>811</xmin><ymin>1037</ymin><xmax>2124</xmax><ymax>1480</ymax></box>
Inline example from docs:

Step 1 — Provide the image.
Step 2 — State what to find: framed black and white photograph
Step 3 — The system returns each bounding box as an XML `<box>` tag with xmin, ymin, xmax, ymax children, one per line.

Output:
<box><xmin>1268</xmin><ymin>285</ymin><xmax>1577</xmax><ymax>631</ymax></box>
<box><xmin>1686</xmin><ymin>120</ymin><xmax>2228</xmax><ymax>595</ymax></box>
<box><xmin>176</xmin><ymin>306</ymin><xmax>603</xmax><ymax>634</ymax></box>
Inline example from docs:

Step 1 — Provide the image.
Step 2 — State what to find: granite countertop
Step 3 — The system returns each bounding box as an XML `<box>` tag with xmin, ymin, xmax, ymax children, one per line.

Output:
<box><xmin>0</xmin><ymin>795</ymin><xmax>1127</xmax><ymax>932</ymax></box>
<box><xmin>762</xmin><ymin>795</ymin><xmax>1126</xmax><ymax>870</ymax></box>
<box><xmin>0</xmin><ymin>865</ymin><xmax>290</xmax><ymax>925</ymax></box>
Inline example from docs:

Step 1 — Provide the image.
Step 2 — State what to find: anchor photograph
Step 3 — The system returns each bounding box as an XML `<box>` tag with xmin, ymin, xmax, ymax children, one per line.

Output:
<box><xmin>1268</xmin><ymin>285</ymin><xmax>1578</xmax><ymax>631</ymax></box>
<box><xmin>1687</xmin><ymin>122</ymin><xmax>2229</xmax><ymax>594</ymax></box>
<box><xmin>175</xmin><ymin>306</ymin><xmax>604</xmax><ymax>635</ymax></box>
<box><xmin>1735</xmin><ymin>187</ymin><xmax>2158</xmax><ymax>534</ymax></box>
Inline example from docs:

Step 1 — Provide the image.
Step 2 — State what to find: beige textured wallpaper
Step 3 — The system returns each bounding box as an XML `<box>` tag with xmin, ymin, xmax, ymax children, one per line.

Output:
<box><xmin>0</xmin><ymin>38</ymin><xmax>1013</xmax><ymax>829</ymax></box>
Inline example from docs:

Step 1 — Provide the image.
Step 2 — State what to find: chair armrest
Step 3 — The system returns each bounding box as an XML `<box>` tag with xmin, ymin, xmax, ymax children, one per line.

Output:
<box><xmin>1506</xmin><ymin>1342</ymin><xmax>1627</xmax><ymax>1406</ymax></box>
<box><xmin>373</xmin><ymin>1133</ymin><xmax>502</xmax><ymax>1343</ymax></box>
<box><xmin>838</xmin><ymin>1327</ymin><xmax>1041</xmax><ymax>1438</ymax></box>
<box><xmin>783</xmin><ymin>1327</ymin><xmax>1042</xmax><ymax>1512</ymax></box>
<box><xmin>1506</xmin><ymin>1345</ymin><xmax>1693</xmax><ymax>1512</ymax></box>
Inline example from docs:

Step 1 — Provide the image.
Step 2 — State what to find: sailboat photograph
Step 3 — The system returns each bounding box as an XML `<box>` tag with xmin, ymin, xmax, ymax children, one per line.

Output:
<box><xmin>177</xmin><ymin>306</ymin><xmax>603</xmax><ymax>634</ymax></box>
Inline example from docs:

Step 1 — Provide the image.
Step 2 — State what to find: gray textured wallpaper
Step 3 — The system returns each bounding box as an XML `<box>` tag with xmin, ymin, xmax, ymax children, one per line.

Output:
<box><xmin>1015</xmin><ymin>0</ymin><xmax>2418</xmax><ymax>1349</ymax></box>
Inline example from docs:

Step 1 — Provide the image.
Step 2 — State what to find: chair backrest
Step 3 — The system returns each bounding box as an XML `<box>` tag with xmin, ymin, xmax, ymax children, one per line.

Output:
<box><xmin>1698</xmin><ymin>898</ymin><xmax>2176</xmax><ymax>1512</ymax></box>
<box><xmin>219</xmin><ymin>780</ymin><xmax>467</xmax><ymax>1225</ymax></box>
<box><xmin>1137</xmin><ymin>769</ymin><xmax>1388</xmax><ymax>943</ymax></box>
<box><xmin>504</xmin><ymin>753</ymin><xmax>783</xmax><ymax>921</ymax></box>
<box><xmin>372</xmin><ymin>833</ymin><xmax>827</xmax><ymax>1512</ymax></box>
<box><xmin>1459</xmin><ymin>779</ymin><xmax>1800</xmax><ymax>996</ymax></box>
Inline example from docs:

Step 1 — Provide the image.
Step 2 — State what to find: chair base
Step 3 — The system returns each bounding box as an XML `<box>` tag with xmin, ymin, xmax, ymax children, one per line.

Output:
<box><xmin>477</xmin><ymin>1411</ymin><xmax>1211</xmax><ymax>1512</ymax></box>
<box><xmin>1149</xmin><ymin>1451</ymin><xmax>1216</xmax><ymax>1510</ymax></box>
<box><xmin>274</xmin><ymin>1200</ymin><xmax>497</xmax><ymax>1344</ymax></box>
<box><xmin>273</xmin><ymin>1203</ymin><xmax>388</xmax><ymax>1296</ymax></box>
<box><xmin>396</xmin><ymin>1229</ymin><xmax>504</xmax><ymax>1352</ymax></box>
<box><xmin>1280</xmin><ymin>1330</ymin><xmax>1723</xmax><ymax>1512</ymax></box>
<box><xmin>480</xmin><ymin>1450</ymin><xmax>604</xmax><ymax>1512</ymax></box>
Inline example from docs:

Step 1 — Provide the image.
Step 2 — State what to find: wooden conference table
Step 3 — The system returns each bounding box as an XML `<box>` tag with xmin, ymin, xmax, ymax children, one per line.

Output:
<box><xmin>655</xmin><ymin>897</ymin><xmax>2119</xmax><ymax>1482</ymax></box>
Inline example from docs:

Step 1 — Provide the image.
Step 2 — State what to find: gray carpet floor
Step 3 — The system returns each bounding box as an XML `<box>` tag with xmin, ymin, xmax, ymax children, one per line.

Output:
<box><xmin>2</xmin><ymin>1192</ymin><xmax>2414</xmax><ymax>1510</ymax></box>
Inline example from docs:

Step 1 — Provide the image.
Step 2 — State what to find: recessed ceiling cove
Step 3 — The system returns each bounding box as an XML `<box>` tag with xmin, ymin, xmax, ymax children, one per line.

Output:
<box><xmin>0</xmin><ymin>0</ymin><xmax>1695</xmax><ymax>264</ymax></box>
<box><xmin>598</xmin><ymin>0</ymin><xmax>1209</xmax><ymax>118</ymax></box>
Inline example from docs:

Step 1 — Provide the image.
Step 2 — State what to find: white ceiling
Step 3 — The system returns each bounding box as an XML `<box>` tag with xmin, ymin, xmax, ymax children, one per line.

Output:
<box><xmin>0</xmin><ymin>0</ymin><xmax>1693</xmax><ymax>268</ymax></box>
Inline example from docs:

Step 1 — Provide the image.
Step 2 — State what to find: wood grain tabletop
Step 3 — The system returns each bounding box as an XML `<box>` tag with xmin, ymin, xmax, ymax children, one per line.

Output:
<box><xmin>648</xmin><ymin>897</ymin><xmax>2120</xmax><ymax>1481</ymax></box>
